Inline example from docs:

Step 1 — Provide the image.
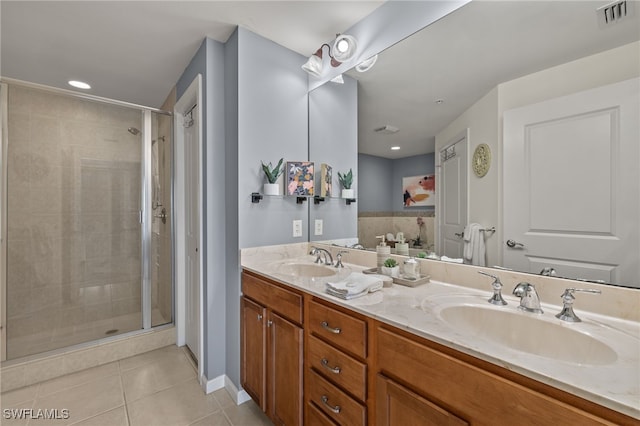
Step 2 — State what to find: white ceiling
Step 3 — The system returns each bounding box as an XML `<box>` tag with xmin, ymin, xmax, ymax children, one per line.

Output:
<box><xmin>1</xmin><ymin>1</ymin><xmax>384</xmax><ymax>107</ymax></box>
<box><xmin>2</xmin><ymin>1</ymin><xmax>638</xmax><ymax>160</ymax></box>
<box><xmin>348</xmin><ymin>0</ymin><xmax>640</xmax><ymax>159</ymax></box>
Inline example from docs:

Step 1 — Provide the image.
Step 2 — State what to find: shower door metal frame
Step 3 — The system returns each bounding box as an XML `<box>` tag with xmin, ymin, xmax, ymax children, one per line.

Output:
<box><xmin>0</xmin><ymin>78</ymin><xmax>174</xmax><ymax>362</ymax></box>
<box><xmin>1</xmin><ymin>83</ymin><xmax>8</xmax><ymax>361</ymax></box>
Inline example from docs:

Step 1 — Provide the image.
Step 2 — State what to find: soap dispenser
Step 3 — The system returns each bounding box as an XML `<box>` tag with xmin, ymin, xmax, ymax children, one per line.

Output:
<box><xmin>395</xmin><ymin>232</ymin><xmax>409</xmax><ymax>256</ymax></box>
<box><xmin>376</xmin><ymin>235</ymin><xmax>391</xmax><ymax>273</ymax></box>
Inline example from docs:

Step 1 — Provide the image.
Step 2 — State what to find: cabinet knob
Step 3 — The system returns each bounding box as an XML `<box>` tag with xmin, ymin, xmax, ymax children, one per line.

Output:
<box><xmin>320</xmin><ymin>321</ymin><xmax>341</xmax><ymax>334</ymax></box>
<box><xmin>257</xmin><ymin>314</ymin><xmax>263</xmax><ymax>321</ymax></box>
<box><xmin>267</xmin><ymin>320</ymin><xmax>273</xmax><ymax>327</ymax></box>
<box><xmin>321</xmin><ymin>358</ymin><xmax>341</xmax><ymax>374</ymax></box>
<box><xmin>321</xmin><ymin>395</ymin><xmax>341</xmax><ymax>414</ymax></box>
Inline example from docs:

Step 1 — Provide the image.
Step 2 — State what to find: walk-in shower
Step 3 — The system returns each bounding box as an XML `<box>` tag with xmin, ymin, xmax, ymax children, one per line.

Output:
<box><xmin>0</xmin><ymin>81</ymin><xmax>173</xmax><ymax>361</ymax></box>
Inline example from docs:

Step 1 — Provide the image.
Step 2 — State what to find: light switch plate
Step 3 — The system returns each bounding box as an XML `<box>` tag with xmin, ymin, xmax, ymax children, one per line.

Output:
<box><xmin>293</xmin><ymin>220</ymin><xmax>303</xmax><ymax>237</ymax></box>
<box><xmin>314</xmin><ymin>219</ymin><xmax>323</xmax><ymax>236</ymax></box>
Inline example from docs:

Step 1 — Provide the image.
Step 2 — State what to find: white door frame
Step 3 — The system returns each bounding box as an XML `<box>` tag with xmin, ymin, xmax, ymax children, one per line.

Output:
<box><xmin>174</xmin><ymin>75</ymin><xmax>204</xmax><ymax>378</ymax></box>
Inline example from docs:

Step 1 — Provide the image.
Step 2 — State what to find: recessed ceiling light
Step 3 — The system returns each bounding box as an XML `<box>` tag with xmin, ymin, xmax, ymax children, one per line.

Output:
<box><xmin>391</xmin><ymin>146</ymin><xmax>401</xmax><ymax>150</ymax></box>
<box><xmin>68</xmin><ymin>80</ymin><xmax>91</xmax><ymax>90</ymax></box>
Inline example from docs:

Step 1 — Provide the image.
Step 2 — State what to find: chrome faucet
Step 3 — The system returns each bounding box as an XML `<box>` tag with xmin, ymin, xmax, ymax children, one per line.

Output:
<box><xmin>478</xmin><ymin>271</ymin><xmax>507</xmax><ymax>306</ymax></box>
<box><xmin>512</xmin><ymin>282</ymin><xmax>543</xmax><ymax>314</ymax></box>
<box><xmin>555</xmin><ymin>288</ymin><xmax>601</xmax><ymax>323</ymax></box>
<box><xmin>310</xmin><ymin>247</ymin><xmax>333</xmax><ymax>265</ymax></box>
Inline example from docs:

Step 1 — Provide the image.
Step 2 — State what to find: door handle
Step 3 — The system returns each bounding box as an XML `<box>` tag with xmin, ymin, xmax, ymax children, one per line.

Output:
<box><xmin>506</xmin><ymin>239</ymin><xmax>525</xmax><ymax>248</ymax></box>
<box><xmin>454</xmin><ymin>232</ymin><xmax>464</xmax><ymax>238</ymax></box>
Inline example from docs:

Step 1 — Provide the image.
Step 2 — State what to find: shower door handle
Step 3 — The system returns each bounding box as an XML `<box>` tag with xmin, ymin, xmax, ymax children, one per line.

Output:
<box><xmin>154</xmin><ymin>207</ymin><xmax>167</xmax><ymax>224</ymax></box>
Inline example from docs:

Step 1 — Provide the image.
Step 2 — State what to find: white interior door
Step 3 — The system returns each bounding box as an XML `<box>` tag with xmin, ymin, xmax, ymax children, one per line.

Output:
<box><xmin>438</xmin><ymin>132</ymin><xmax>468</xmax><ymax>259</ymax></box>
<box><xmin>503</xmin><ymin>78</ymin><xmax>639</xmax><ymax>286</ymax></box>
<box><xmin>184</xmin><ymin>105</ymin><xmax>200</xmax><ymax>361</ymax></box>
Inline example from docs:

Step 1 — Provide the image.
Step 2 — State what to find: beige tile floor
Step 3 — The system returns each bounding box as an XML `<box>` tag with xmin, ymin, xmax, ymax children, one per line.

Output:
<box><xmin>0</xmin><ymin>345</ymin><xmax>272</xmax><ymax>426</ymax></box>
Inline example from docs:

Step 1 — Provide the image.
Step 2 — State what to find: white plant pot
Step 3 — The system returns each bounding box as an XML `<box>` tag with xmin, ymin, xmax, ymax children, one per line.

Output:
<box><xmin>342</xmin><ymin>189</ymin><xmax>355</xmax><ymax>199</ymax></box>
<box><xmin>381</xmin><ymin>266</ymin><xmax>399</xmax><ymax>278</ymax></box>
<box><xmin>263</xmin><ymin>183</ymin><xmax>280</xmax><ymax>196</ymax></box>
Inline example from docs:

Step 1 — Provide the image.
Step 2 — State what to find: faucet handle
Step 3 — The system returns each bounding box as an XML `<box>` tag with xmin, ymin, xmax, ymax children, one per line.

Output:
<box><xmin>335</xmin><ymin>250</ymin><xmax>348</xmax><ymax>268</ymax></box>
<box><xmin>555</xmin><ymin>288</ymin><xmax>601</xmax><ymax>323</ymax></box>
<box><xmin>478</xmin><ymin>271</ymin><xmax>507</xmax><ymax>306</ymax></box>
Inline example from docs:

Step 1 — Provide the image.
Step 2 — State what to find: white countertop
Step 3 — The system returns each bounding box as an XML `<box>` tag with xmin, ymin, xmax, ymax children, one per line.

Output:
<box><xmin>241</xmin><ymin>247</ymin><xmax>640</xmax><ymax>420</ymax></box>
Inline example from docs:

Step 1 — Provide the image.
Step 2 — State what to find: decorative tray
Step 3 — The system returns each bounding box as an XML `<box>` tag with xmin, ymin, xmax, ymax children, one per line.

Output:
<box><xmin>362</xmin><ymin>268</ymin><xmax>430</xmax><ymax>287</ymax></box>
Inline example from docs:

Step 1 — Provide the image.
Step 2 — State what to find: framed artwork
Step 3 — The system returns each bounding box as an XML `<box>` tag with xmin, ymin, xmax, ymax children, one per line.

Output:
<box><xmin>320</xmin><ymin>163</ymin><xmax>332</xmax><ymax>197</ymax></box>
<box><xmin>286</xmin><ymin>161</ymin><xmax>314</xmax><ymax>196</ymax></box>
<box><xmin>403</xmin><ymin>174</ymin><xmax>435</xmax><ymax>207</ymax></box>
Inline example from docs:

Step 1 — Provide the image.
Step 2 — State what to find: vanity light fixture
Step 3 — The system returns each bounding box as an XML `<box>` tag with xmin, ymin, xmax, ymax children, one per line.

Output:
<box><xmin>391</xmin><ymin>146</ymin><xmax>401</xmax><ymax>150</ymax></box>
<box><xmin>355</xmin><ymin>54</ymin><xmax>378</xmax><ymax>72</ymax></box>
<box><xmin>68</xmin><ymin>80</ymin><xmax>91</xmax><ymax>89</ymax></box>
<box><xmin>302</xmin><ymin>33</ymin><xmax>358</xmax><ymax>77</ymax></box>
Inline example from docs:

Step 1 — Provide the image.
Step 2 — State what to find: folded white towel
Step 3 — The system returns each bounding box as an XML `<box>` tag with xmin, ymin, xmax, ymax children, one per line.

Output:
<box><xmin>440</xmin><ymin>255</ymin><xmax>464</xmax><ymax>263</ymax></box>
<box><xmin>463</xmin><ymin>223</ymin><xmax>486</xmax><ymax>266</ymax></box>
<box><xmin>326</xmin><ymin>273</ymin><xmax>383</xmax><ymax>296</ymax></box>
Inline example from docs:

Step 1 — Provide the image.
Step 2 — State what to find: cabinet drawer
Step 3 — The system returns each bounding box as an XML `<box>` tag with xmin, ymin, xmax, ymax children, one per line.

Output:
<box><xmin>306</xmin><ymin>401</ymin><xmax>337</xmax><ymax>426</ymax></box>
<box><xmin>308</xmin><ymin>300</ymin><xmax>367</xmax><ymax>358</ymax></box>
<box><xmin>242</xmin><ymin>272</ymin><xmax>302</xmax><ymax>324</ymax></box>
<box><xmin>376</xmin><ymin>374</ymin><xmax>468</xmax><ymax>426</ymax></box>
<box><xmin>376</xmin><ymin>326</ymin><xmax>614</xmax><ymax>425</ymax></box>
<box><xmin>308</xmin><ymin>335</ymin><xmax>367</xmax><ymax>401</ymax></box>
<box><xmin>307</xmin><ymin>369</ymin><xmax>366</xmax><ymax>426</ymax></box>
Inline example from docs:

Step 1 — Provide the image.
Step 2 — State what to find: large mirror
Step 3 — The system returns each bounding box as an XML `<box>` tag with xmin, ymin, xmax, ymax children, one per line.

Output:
<box><xmin>310</xmin><ymin>1</ymin><xmax>640</xmax><ymax>288</ymax></box>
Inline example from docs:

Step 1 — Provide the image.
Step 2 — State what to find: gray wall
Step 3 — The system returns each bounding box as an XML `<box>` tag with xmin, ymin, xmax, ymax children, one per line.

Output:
<box><xmin>231</xmin><ymin>27</ymin><xmax>309</xmax><ymax>385</ymax></box>
<box><xmin>358</xmin><ymin>153</ymin><xmax>435</xmax><ymax>213</ymax></box>
<box><xmin>176</xmin><ymin>38</ymin><xmax>228</xmax><ymax>383</ymax></box>
<box><xmin>224</xmin><ymin>29</ymin><xmax>241</xmax><ymax>391</ymax></box>
<box><xmin>309</xmin><ymin>75</ymin><xmax>358</xmax><ymax>241</ymax></box>
<box><xmin>237</xmin><ymin>27</ymin><xmax>310</xmax><ymax>249</ymax></box>
<box><xmin>358</xmin><ymin>154</ymin><xmax>393</xmax><ymax>212</ymax></box>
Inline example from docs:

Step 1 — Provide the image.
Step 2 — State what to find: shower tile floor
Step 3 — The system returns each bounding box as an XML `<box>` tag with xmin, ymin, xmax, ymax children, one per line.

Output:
<box><xmin>7</xmin><ymin>309</ymin><xmax>169</xmax><ymax>360</ymax></box>
<box><xmin>0</xmin><ymin>345</ymin><xmax>272</xmax><ymax>426</ymax></box>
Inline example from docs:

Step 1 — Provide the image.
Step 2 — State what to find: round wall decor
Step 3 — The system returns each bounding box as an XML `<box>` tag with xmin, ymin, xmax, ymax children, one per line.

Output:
<box><xmin>472</xmin><ymin>143</ymin><xmax>491</xmax><ymax>178</ymax></box>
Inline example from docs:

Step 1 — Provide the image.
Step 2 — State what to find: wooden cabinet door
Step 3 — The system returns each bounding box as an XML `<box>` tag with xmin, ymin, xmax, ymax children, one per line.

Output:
<box><xmin>241</xmin><ymin>297</ymin><xmax>266</xmax><ymax>411</ymax></box>
<box><xmin>269</xmin><ymin>311</ymin><xmax>303</xmax><ymax>426</ymax></box>
<box><xmin>376</xmin><ymin>375</ymin><xmax>468</xmax><ymax>426</ymax></box>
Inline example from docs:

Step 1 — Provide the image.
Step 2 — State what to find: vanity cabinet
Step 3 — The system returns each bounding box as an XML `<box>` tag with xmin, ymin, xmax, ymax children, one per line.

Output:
<box><xmin>241</xmin><ymin>271</ymin><xmax>303</xmax><ymax>425</ymax></box>
<box><xmin>305</xmin><ymin>298</ymin><xmax>370</xmax><ymax>426</ymax></box>
<box><xmin>375</xmin><ymin>324</ymin><xmax>631</xmax><ymax>426</ymax></box>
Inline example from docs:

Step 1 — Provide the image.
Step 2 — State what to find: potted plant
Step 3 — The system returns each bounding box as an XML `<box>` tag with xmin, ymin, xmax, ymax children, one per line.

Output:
<box><xmin>381</xmin><ymin>258</ymin><xmax>399</xmax><ymax>278</ymax></box>
<box><xmin>261</xmin><ymin>158</ymin><xmax>284</xmax><ymax>195</ymax></box>
<box><xmin>338</xmin><ymin>168</ymin><xmax>354</xmax><ymax>199</ymax></box>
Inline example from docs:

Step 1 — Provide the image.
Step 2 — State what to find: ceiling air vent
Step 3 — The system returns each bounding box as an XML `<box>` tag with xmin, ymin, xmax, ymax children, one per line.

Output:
<box><xmin>597</xmin><ymin>0</ymin><xmax>633</xmax><ymax>27</ymax></box>
<box><xmin>374</xmin><ymin>125</ymin><xmax>399</xmax><ymax>134</ymax></box>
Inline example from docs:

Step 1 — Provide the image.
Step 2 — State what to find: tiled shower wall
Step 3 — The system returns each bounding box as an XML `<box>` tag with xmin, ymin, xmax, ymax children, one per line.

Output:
<box><xmin>358</xmin><ymin>211</ymin><xmax>435</xmax><ymax>251</ymax></box>
<box><xmin>6</xmin><ymin>85</ymin><xmax>143</xmax><ymax>359</ymax></box>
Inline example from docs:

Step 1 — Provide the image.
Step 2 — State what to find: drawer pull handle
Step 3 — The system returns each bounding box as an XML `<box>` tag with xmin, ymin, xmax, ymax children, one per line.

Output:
<box><xmin>321</xmin><ymin>358</ymin><xmax>341</xmax><ymax>374</ymax></box>
<box><xmin>320</xmin><ymin>321</ymin><xmax>341</xmax><ymax>334</ymax></box>
<box><xmin>321</xmin><ymin>395</ymin><xmax>341</xmax><ymax>414</ymax></box>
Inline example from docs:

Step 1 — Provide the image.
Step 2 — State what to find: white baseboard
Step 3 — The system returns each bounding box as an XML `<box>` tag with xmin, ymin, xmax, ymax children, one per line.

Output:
<box><xmin>201</xmin><ymin>374</ymin><xmax>251</xmax><ymax>405</ymax></box>
<box><xmin>201</xmin><ymin>373</ymin><xmax>225</xmax><ymax>394</ymax></box>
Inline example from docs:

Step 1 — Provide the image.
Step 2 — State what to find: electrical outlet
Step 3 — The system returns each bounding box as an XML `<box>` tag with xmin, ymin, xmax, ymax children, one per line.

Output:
<box><xmin>314</xmin><ymin>219</ymin><xmax>323</xmax><ymax>236</ymax></box>
<box><xmin>292</xmin><ymin>220</ymin><xmax>303</xmax><ymax>237</ymax></box>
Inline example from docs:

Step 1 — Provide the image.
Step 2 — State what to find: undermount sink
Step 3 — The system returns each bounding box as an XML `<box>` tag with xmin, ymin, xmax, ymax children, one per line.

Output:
<box><xmin>277</xmin><ymin>262</ymin><xmax>338</xmax><ymax>278</ymax></box>
<box><xmin>437</xmin><ymin>304</ymin><xmax>618</xmax><ymax>365</ymax></box>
